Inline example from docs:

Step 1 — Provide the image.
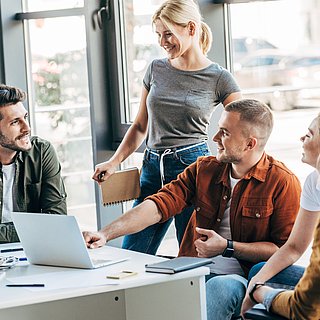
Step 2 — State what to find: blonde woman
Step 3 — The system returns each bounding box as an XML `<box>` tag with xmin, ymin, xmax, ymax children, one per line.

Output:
<box><xmin>92</xmin><ymin>0</ymin><xmax>241</xmax><ymax>255</ymax></box>
<box><xmin>241</xmin><ymin>114</ymin><xmax>320</xmax><ymax>319</ymax></box>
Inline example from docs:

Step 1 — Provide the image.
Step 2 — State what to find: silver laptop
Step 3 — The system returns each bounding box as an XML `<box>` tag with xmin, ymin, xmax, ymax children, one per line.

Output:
<box><xmin>12</xmin><ymin>212</ymin><xmax>127</xmax><ymax>269</ymax></box>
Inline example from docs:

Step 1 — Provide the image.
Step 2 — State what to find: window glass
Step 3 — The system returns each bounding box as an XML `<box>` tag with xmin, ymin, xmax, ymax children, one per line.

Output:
<box><xmin>26</xmin><ymin>16</ymin><xmax>96</xmax><ymax>230</ymax></box>
<box><xmin>123</xmin><ymin>0</ymin><xmax>165</xmax><ymax>122</ymax></box>
<box><xmin>121</xmin><ymin>0</ymin><xmax>175</xmax><ymax>255</ymax></box>
<box><xmin>23</xmin><ymin>0</ymin><xmax>83</xmax><ymax>11</ymax></box>
<box><xmin>231</xmin><ymin>0</ymin><xmax>320</xmax><ymax>184</ymax></box>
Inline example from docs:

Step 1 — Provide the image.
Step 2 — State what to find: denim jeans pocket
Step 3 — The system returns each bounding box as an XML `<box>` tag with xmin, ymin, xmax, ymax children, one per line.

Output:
<box><xmin>176</xmin><ymin>145</ymin><xmax>210</xmax><ymax>166</ymax></box>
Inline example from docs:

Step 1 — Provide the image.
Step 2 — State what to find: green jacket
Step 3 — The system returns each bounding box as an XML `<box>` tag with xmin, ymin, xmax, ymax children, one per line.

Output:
<box><xmin>0</xmin><ymin>136</ymin><xmax>67</xmax><ymax>243</ymax></box>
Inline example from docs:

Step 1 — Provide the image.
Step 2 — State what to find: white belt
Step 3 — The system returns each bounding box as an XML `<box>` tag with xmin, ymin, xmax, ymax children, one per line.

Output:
<box><xmin>148</xmin><ymin>141</ymin><xmax>206</xmax><ymax>187</ymax></box>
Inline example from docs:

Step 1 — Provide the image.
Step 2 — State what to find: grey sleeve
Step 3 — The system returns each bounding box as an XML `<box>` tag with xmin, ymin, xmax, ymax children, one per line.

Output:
<box><xmin>143</xmin><ymin>61</ymin><xmax>154</xmax><ymax>91</ymax></box>
<box><xmin>216</xmin><ymin>69</ymin><xmax>241</xmax><ymax>103</ymax></box>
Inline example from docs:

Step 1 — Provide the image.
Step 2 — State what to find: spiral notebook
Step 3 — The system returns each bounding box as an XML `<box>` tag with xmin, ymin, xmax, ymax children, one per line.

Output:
<box><xmin>101</xmin><ymin>167</ymin><xmax>141</xmax><ymax>206</ymax></box>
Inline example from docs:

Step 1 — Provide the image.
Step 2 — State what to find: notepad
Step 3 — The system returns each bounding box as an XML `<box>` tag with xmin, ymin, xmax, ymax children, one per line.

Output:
<box><xmin>101</xmin><ymin>167</ymin><xmax>141</xmax><ymax>206</ymax></box>
<box><xmin>145</xmin><ymin>257</ymin><xmax>212</xmax><ymax>274</ymax></box>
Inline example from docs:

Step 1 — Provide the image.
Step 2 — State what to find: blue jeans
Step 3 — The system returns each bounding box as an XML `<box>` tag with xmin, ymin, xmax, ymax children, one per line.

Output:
<box><xmin>248</xmin><ymin>262</ymin><xmax>305</xmax><ymax>289</ymax></box>
<box><xmin>122</xmin><ymin>142</ymin><xmax>210</xmax><ymax>255</ymax></box>
<box><xmin>206</xmin><ymin>274</ymin><xmax>248</xmax><ymax>320</ymax></box>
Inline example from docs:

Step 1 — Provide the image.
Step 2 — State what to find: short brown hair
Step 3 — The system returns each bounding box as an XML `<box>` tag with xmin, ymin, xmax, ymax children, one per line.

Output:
<box><xmin>225</xmin><ymin>99</ymin><xmax>274</xmax><ymax>150</ymax></box>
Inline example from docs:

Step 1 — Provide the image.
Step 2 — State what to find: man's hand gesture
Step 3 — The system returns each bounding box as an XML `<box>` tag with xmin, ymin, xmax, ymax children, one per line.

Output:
<box><xmin>194</xmin><ymin>227</ymin><xmax>227</xmax><ymax>257</ymax></box>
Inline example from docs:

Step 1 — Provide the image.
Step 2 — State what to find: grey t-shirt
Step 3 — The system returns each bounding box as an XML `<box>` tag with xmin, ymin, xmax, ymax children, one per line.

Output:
<box><xmin>143</xmin><ymin>58</ymin><xmax>240</xmax><ymax>150</ymax></box>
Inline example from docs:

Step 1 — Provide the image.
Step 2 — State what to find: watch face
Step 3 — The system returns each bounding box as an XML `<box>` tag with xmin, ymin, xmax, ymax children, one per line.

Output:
<box><xmin>222</xmin><ymin>248</ymin><xmax>234</xmax><ymax>258</ymax></box>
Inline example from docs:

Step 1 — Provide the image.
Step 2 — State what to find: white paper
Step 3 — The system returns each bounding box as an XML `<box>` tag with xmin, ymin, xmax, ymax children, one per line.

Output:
<box><xmin>7</xmin><ymin>269</ymin><xmax>120</xmax><ymax>291</ymax></box>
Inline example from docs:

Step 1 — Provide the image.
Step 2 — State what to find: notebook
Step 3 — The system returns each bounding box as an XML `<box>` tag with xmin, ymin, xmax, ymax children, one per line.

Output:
<box><xmin>145</xmin><ymin>257</ymin><xmax>212</xmax><ymax>274</ymax></box>
<box><xmin>100</xmin><ymin>167</ymin><xmax>140</xmax><ymax>206</ymax></box>
<box><xmin>12</xmin><ymin>212</ymin><xmax>127</xmax><ymax>269</ymax></box>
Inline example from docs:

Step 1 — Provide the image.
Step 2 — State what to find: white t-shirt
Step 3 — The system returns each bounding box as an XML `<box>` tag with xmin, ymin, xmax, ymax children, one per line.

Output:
<box><xmin>300</xmin><ymin>170</ymin><xmax>320</xmax><ymax>212</ymax></box>
<box><xmin>209</xmin><ymin>173</ymin><xmax>245</xmax><ymax>276</ymax></box>
<box><xmin>1</xmin><ymin>163</ymin><xmax>16</xmax><ymax>223</ymax></box>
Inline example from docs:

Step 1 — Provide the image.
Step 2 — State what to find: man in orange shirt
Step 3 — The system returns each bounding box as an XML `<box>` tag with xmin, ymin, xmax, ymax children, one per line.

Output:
<box><xmin>84</xmin><ymin>99</ymin><xmax>301</xmax><ymax>320</ymax></box>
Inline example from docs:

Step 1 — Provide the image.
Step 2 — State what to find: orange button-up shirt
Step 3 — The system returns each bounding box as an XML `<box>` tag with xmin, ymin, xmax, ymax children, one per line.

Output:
<box><xmin>147</xmin><ymin>153</ymin><xmax>301</xmax><ymax>275</ymax></box>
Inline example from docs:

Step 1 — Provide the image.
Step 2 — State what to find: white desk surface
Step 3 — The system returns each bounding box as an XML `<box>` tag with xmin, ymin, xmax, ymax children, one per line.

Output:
<box><xmin>0</xmin><ymin>243</ymin><xmax>209</xmax><ymax>310</ymax></box>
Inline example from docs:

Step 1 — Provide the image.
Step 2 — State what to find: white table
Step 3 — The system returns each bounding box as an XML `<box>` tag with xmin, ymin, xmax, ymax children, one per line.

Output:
<box><xmin>0</xmin><ymin>243</ymin><xmax>209</xmax><ymax>320</ymax></box>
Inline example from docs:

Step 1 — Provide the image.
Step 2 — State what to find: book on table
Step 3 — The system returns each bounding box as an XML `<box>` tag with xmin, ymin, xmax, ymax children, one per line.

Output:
<box><xmin>145</xmin><ymin>257</ymin><xmax>212</xmax><ymax>274</ymax></box>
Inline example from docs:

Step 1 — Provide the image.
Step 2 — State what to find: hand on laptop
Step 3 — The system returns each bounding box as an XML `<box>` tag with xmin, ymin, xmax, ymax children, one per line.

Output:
<box><xmin>82</xmin><ymin>231</ymin><xmax>107</xmax><ymax>249</ymax></box>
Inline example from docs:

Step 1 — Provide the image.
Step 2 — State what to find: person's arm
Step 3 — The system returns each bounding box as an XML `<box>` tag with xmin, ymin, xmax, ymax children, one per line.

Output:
<box><xmin>195</xmin><ymin>227</ymin><xmax>278</xmax><ymax>262</ymax></box>
<box><xmin>269</xmin><ymin>217</ymin><xmax>320</xmax><ymax>320</ymax></box>
<box><xmin>242</xmin><ymin>218</ymin><xmax>320</xmax><ymax>320</ymax></box>
<box><xmin>85</xmin><ymin>160</ymin><xmax>200</xmax><ymax>248</ymax></box>
<box><xmin>40</xmin><ymin>142</ymin><xmax>67</xmax><ymax>215</ymax></box>
<box><xmin>222</xmin><ymin>92</ymin><xmax>242</xmax><ymax>106</ymax></box>
<box><xmin>241</xmin><ymin>209</ymin><xmax>319</xmax><ymax>314</ymax></box>
<box><xmin>92</xmin><ymin>87</ymin><xmax>149</xmax><ymax>183</ymax></box>
<box><xmin>83</xmin><ymin>199</ymin><xmax>162</xmax><ymax>248</ymax></box>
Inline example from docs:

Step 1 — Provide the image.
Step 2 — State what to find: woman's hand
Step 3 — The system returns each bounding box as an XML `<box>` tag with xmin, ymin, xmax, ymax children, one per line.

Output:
<box><xmin>240</xmin><ymin>283</ymin><xmax>257</xmax><ymax>316</ymax></box>
<box><xmin>241</xmin><ymin>284</ymin><xmax>275</xmax><ymax>318</ymax></box>
<box><xmin>92</xmin><ymin>161</ymin><xmax>117</xmax><ymax>184</ymax></box>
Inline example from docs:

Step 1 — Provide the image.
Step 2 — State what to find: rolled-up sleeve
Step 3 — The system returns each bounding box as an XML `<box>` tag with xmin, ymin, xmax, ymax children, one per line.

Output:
<box><xmin>146</xmin><ymin>161</ymin><xmax>197</xmax><ymax>222</ymax></box>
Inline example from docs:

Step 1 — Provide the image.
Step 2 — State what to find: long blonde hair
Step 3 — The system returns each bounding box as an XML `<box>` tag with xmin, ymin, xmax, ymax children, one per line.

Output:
<box><xmin>152</xmin><ymin>0</ymin><xmax>212</xmax><ymax>55</ymax></box>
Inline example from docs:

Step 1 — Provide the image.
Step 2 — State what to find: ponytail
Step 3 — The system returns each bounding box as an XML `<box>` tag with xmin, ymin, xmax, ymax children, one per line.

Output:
<box><xmin>200</xmin><ymin>22</ymin><xmax>212</xmax><ymax>55</ymax></box>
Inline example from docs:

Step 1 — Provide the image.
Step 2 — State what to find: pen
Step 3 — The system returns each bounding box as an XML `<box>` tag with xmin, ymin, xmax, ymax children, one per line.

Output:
<box><xmin>0</xmin><ymin>248</ymin><xmax>23</xmax><ymax>253</ymax></box>
<box><xmin>6</xmin><ymin>284</ymin><xmax>45</xmax><ymax>287</ymax></box>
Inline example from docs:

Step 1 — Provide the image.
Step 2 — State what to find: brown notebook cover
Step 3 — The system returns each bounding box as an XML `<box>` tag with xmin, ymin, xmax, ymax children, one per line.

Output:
<box><xmin>100</xmin><ymin>167</ymin><xmax>141</xmax><ymax>206</ymax></box>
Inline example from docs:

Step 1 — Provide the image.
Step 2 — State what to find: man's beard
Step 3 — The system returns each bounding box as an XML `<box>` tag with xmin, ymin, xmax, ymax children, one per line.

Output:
<box><xmin>0</xmin><ymin>133</ymin><xmax>31</xmax><ymax>152</ymax></box>
<box><xmin>218</xmin><ymin>154</ymin><xmax>242</xmax><ymax>164</ymax></box>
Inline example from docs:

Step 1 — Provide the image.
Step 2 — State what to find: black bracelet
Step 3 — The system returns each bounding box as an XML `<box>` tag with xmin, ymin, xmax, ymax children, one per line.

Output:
<box><xmin>249</xmin><ymin>282</ymin><xmax>266</xmax><ymax>304</ymax></box>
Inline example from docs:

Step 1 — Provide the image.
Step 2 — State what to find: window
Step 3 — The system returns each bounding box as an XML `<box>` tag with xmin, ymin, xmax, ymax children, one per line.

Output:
<box><xmin>23</xmin><ymin>4</ymin><xmax>96</xmax><ymax>230</ymax></box>
<box><xmin>122</xmin><ymin>0</ymin><xmax>165</xmax><ymax>122</ymax></box>
<box><xmin>230</xmin><ymin>0</ymin><xmax>320</xmax><ymax>184</ymax></box>
<box><xmin>24</xmin><ymin>0</ymin><xmax>83</xmax><ymax>11</ymax></box>
<box><xmin>0</xmin><ymin>0</ymin><xmax>111</xmax><ymax>231</ymax></box>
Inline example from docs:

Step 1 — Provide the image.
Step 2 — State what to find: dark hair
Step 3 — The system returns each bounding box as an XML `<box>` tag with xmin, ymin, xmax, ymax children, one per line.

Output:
<box><xmin>0</xmin><ymin>84</ymin><xmax>26</xmax><ymax>120</ymax></box>
<box><xmin>225</xmin><ymin>99</ymin><xmax>274</xmax><ymax>150</ymax></box>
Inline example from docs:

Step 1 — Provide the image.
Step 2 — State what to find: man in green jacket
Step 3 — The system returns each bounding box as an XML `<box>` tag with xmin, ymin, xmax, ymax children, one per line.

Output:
<box><xmin>0</xmin><ymin>84</ymin><xmax>67</xmax><ymax>243</ymax></box>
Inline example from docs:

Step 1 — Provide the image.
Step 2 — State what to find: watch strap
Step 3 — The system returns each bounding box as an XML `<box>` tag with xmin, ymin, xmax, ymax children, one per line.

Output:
<box><xmin>249</xmin><ymin>282</ymin><xmax>266</xmax><ymax>304</ymax></box>
<box><xmin>222</xmin><ymin>239</ymin><xmax>234</xmax><ymax>257</ymax></box>
<box><xmin>227</xmin><ymin>239</ymin><xmax>233</xmax><ymax>249</ymax></box>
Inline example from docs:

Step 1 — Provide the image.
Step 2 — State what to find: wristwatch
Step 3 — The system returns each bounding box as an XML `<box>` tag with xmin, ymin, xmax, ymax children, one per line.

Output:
<box><xmin>222</xmin><ymin>239</ymin><xmax>234</xmax><ymax>258</ymax></box>
<box><xmin>249</xmin><ymin>282</ymin><xmax>266</xmax><ymax>304</ymax></box>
